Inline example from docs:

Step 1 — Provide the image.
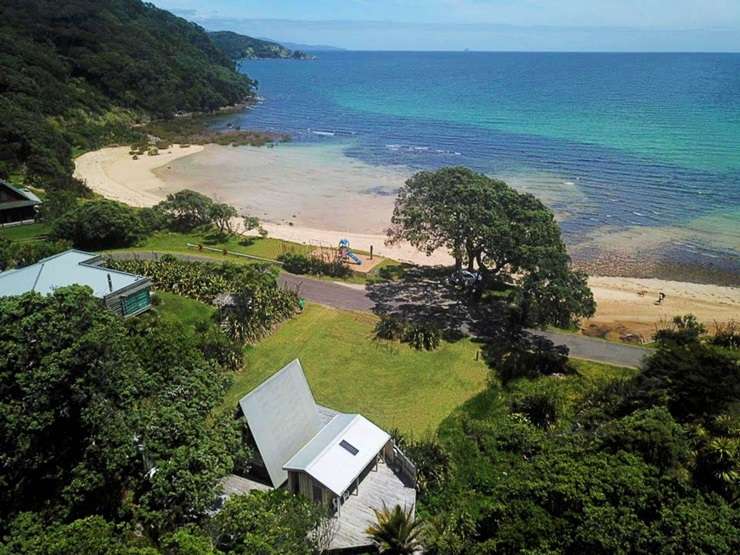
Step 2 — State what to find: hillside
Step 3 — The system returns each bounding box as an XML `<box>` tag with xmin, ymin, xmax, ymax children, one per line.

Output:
<box><xmin>209</xmin><ymin>31</ymin><xmax>311</xmax><ymax>60</ymax></box>
<box><xmin>0</xmin><ymin>0</ymin><xmax>255</xmax><ymax>191</ymax></box>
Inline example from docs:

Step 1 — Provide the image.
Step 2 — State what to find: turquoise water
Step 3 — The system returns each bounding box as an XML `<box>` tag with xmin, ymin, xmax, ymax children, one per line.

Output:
<box><xmin>228</xmin><ymin>52</ymin><xmax>740</xmax><ymax>279</ymax></box>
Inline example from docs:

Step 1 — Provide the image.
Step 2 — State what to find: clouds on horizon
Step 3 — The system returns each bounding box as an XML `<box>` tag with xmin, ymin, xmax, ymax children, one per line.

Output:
<box><xmin>153</xmin><ymin>1</ymin><xmax>740</xmax><ymax>52</ymax></box>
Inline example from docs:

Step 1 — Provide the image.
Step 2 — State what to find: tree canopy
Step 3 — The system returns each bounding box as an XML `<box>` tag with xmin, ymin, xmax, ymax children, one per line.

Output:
<box><xmin>387</xmin><ymin>167</ymin><xmax>595</xmax><ymax>326</ymax></box>
<box><xmin>0</xmin><ymin>287</ymin><xmax>240</xmax><ymax>538</ymax></box>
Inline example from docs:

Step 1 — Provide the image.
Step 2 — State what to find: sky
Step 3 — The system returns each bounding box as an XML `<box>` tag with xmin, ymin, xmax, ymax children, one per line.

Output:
<box><xmin>152</xmin><ymin>1</ymin><xmax>740</xmax><ymax>52</ymax></box>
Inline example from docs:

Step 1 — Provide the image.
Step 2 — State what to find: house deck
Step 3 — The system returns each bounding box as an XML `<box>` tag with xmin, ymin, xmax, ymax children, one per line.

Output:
<box><xmin>329</xmin><ymin>459</ymin><xmax>416</xmax><ymax>551</ymax></box>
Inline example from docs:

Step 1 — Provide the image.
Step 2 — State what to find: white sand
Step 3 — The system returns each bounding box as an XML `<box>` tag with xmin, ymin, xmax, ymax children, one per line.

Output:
<box><xmin>74</xmin><ymin>145</ymin><xmax>204</xmax><ymax>207</ymax></box>
<box><xmin>75</xmin><ymin>144</ymin><xmax>740</xmax><ymax>332</ymax></box>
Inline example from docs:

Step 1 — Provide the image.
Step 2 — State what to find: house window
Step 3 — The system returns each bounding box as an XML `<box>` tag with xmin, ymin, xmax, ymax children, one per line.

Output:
<box><xmin>313</xmin><ymin>484</ymin><xmax>322</xmax><ymax>503</ymax></box>
<box><xmin>121</xmin><ymin>288</ymin><xmax>151</xmax><ymax>316</ymax></box>
<box><xmin>340</xmin><ymin>440</ymin><xmax>359</xmax><ymax>455</ymax></box>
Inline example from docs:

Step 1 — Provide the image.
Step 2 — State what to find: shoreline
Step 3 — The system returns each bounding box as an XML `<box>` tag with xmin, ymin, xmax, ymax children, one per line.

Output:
<box><xmin>74</xmin><ymin>144</ymin><xmax>740</xmax><ymax>335</ymax></box>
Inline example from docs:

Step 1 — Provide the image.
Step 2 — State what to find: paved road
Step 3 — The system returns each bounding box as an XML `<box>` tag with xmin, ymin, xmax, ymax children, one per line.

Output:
<box><xmin>109</xmin><ymin>250</ymin><xmax>651</xmax><ymax>368</ymax></box>
<box><xmin>281</xmin><ymin>274</ymin><xmax>651</xmax><ymax>368</ymax></box>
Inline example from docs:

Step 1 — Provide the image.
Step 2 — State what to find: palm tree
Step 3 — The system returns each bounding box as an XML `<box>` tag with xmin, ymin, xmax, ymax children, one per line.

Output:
<box><xmin>366</xmin><ymin>503</ymin><xmax>423</xmax><ymax>554</ymax></box>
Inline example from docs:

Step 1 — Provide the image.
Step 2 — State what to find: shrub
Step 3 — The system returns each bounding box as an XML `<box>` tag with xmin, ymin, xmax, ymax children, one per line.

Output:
<box><xmin>277</xmin><ymin>252</ymin><xmax>352</xmax><ymax>278</ymax></box>
<box><xmin>51</xmin><ymin>199</ymin><xmax>145</xmax><ymax>249</ymax></box>
<box><xmin>511</xmin><ymin>392</ymin><xmax>560</xmax><ymax>429</ymax></box>
<box><xmin>710</xmin><ymin>320</ymin><xmax>739</xmax><ymax>350</ymax></box>
<box><xmin>195</xmin><ymin>323</ymin><xmax>244</xmax><ymax>371</ymax></box>
<box><xmin>278</xmin><ymin>252</ymin><xmax>313</xmax><ymax>274</ymax></box>
<box><xmin>654</xmin><ymin>314</ymin><xmax>706</xmax><ymax>346</ymax></box>
<box><xmin>403</xmin><ymin>322</ymin><xmax>441</xmax><ymax>351</ymax></box>
<box><xmin>0</xmin><ymin>237</ymin><xmax>71</xmax><ymax>271</ymax></box>
<box><xmin>375</xmin><ymin>315</ymin><xmax>408</xmax><ymax>341</ymax></box>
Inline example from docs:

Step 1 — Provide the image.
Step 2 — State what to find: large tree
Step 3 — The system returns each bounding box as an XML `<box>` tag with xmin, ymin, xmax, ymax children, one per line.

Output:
<box><xmin>387</xmin><ymin>167</ymin><xmax>595</xmax><ymax>326</ymax></box>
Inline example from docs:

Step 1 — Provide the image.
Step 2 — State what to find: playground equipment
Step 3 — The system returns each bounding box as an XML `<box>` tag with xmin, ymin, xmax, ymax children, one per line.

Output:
<box><xmin>338</xmin><ymin>239</ymin><xmax>362</xmax><ymax>265</ymax></box>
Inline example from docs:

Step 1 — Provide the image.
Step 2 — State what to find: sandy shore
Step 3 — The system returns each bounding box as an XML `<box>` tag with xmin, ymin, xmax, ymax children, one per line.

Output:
<box><xmin>75</xmin><ymin>144</ymin><xmax>740</xmax><ymax>335</ymax></box>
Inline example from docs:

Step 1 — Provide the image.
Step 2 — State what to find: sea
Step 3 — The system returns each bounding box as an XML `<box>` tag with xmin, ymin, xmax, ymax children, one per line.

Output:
<box><xmin>225</xmin><ymin>52</ymin><xmax>740</xmax><ymax>284</ymax></box>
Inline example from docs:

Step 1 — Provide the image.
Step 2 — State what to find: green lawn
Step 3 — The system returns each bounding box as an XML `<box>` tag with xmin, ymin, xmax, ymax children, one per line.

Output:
<box><xmin>148</xmin><ymin>292</ymin><xmax>635</xmax><ymax>437</ymax></box>
<box><xmin>116</xmin><ymin>230</ymin><xmax>312</xmax><ymax>262</ymax></box>
<box><xmin>0</xmin><ymin>222</ymin><xmax>49</xmax><ymax>241</ymax></box>
<box><xmin>113</xmin><ymin>230</ymin><xmax>401</xmax><ymax>285</ymax></box>
<box><xmin>224</xmin><ymin>304</ymin><xmax>490</xmax><ymax>436</ymax></box>
<box><xmin>154</xmin><ymin>291</ymin><xmax>214</xmax><ymax>332</ymax></box>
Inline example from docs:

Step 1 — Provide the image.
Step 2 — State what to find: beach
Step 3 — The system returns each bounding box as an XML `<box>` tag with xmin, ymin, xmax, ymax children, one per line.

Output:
<box><xmin>74</xmin><ymin>143</ymin><xmax>740</xmax><ymax>335</ymax></box>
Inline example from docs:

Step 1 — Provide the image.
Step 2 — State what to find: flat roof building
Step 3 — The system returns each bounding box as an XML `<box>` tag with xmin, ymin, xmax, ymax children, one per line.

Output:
<box><xmin>0</xmin><ymin>250</ymin><xmax>152</xmax><ymax>317</ymax></box>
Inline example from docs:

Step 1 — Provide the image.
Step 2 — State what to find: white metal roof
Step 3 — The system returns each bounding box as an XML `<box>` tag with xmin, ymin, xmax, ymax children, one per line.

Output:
<box><xmin>0</xmin><ymin>250</ymin><xmax>147</xmax><ymax>298</ymax></box>
<box><xmin>238</xmin><ymin>359</ymin><xmax>323</xmax><ymax>487</ymax></box>
<box><xmin>284</xmin><ymin>414</ymin><xmax>390</xmax><ymax>496</ymax></box>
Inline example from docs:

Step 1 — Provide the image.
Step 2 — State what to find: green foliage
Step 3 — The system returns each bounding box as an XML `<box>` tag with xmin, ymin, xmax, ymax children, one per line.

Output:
<box><xmin>366</xmin><ymin>504</ymin><xmax>423</xmax><ymax>555</ymax></box>
<box><xmin>510</xmin><ymin>390</ymin><xmax>560</xmax><ymax>429</ymax></box>
<box><xmin>710</xmin><ymin>320</ymin><xmax>740</xmax><ymax>350</ymax></box>
<box><xmin>208</xmin><ymin>31</ymin><xmax>308</xmax><ymax>60</ymax></box>
<box><xmin>654</xmin><ymin>313</ymin><xmax>707</xmax><ymax>346</ymax></box>
<box><xmin>154</xmin><ymin>190</ymin><xmax>215</xmax><ymax>232</ymax></box>
<box><xmin>209</xmin><ymin>203</ymin><xmax>238</xmax><ymax>236</ymax></box>
<box><xmin>421</xmin><ymin>340</ymin><xmax>740</xmax><ymax>554</ymax></box>
<box><xmin>402</xmin><ymin>322</ymin><xmax>442</xmax><ymax>351</ymax></box>
<box><xmin>51</xmin><ymin>199</ymin><xmax>145</xmax><ymax>249</ymax></box>
<box><xmin>216</xmin><ymin>284</ymin><xmax>300</xmax><ymax>344</ymax></box>
<box><xmin>387</xmin><ymin>167</ymin><xmax>595</xmax><ymax>327</ymax></box>
<box><xmin>36</xmin><ymin>190</ymin><xmax>79</xmax><ymax>222</ymax></box>
<box><xmin>635</xmin><ymin>341</ymin><xmax>740</xmax><ymax>422</ymax></box>
<box><xmin>194</xmin><ymin>322</ymin><xmax>244</xmax><ymax>372</ymax></box>
<box><xmin>0</xmin><ymin>236</ymin><xmax>71</xmax><ymax>271</ymax></box>
<box><xmin>375</xmin><ymin>315</ymin><xmax>408</xmax><ymax>341</ymax></box>
<box><xmin>1</xmin><ymin>513</ymin><xmax>155</xmax><ymax>554</ymax></box>
<box><xmin>0</xmin><ymin>287</ymin><xmax>237</xmax><ymax>536</ymax></box>
<box><xmin>0</xmin><ymin>0</ymin><xmax>254</xmax><ymax>188</ymax></box>
<box><xmin>484</xmin><ymin>332</ymin><xmax>572</xmax><ymax>384</ymax></box>
<box><xmin>210</xmin><ymin>490</ymin><xmax>327</xmax><ymax>554</ymax></box>
<box><xmin>391</xmin><ymin>431</ymin><xmax>451</xmax><ymax>497</ymax></box>
<box><xmin>277</xmin><ymin>252</ymin><xmax>353</xmax><ymax>278</ymax></box>
<box><xmin>598</xmin><ymin>407</ymin><xmax>691</xmax><ymax>471</ymax></box>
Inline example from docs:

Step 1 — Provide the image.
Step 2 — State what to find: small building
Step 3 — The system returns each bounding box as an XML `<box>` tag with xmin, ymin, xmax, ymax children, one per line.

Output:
<box><xmin>0</xmin><ymin>250</ymin><xmax>152</xmax><ymax>317</ymax></box>
<box><xmin>0</xmin><ymin>180</ymin><xmax>41</xmax><ymax>224</ymax></box>
<box><xmin>237</xmin><ymin>359</ymin><xmax>417</xmax><ymax>551</ymax></box>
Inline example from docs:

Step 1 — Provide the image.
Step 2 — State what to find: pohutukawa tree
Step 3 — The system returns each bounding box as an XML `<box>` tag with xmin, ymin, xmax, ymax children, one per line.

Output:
<box><xmin>386</xmin><ymin>167</ymin><xmax>595</xmax><ymax>327</ymax></box>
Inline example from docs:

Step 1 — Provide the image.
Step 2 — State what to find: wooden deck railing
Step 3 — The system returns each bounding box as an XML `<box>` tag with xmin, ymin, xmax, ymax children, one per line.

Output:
<box><xmin>390</xmin><ymin>444</ymin><xmax>417</xmax><ymax>485</ymax></box>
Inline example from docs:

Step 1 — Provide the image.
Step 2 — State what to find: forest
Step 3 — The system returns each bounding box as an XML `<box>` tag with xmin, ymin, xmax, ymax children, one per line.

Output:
<box><xmin>0</xmin><ymin>0</ymin><xmax>256</xmax><ymax>191</ymax></box>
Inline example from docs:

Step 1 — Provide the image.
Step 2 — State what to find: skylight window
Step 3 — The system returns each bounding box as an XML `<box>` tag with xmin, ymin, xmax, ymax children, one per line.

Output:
<box><xmin>340</xmin><ymin>440</ymin><xmax>359</xmax><ymax>455</ymax></box>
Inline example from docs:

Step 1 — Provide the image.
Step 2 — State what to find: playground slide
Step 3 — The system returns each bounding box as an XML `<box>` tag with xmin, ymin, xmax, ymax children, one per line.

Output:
<box><xmin>347</xmin><ymin>252</ymin><xmax>362</xmax><ymax>265</ymax></box>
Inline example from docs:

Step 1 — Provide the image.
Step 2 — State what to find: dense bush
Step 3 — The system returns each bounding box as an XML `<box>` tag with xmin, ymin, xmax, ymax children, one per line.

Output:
<box><xmin>0</xmin><ymin>286</ymin><xmax>239</xmax><ymax>536</ymax></box>
<box><xmin>107</xmin><ymin>257</ymin><xmax>299</xmax><ymax>344</ymax></box>
<box><xmin>0</xmin><ymin>237</ymin><xmax>71</xmax><ymax>271</ymax></box>
<box><xmin>510</xmin><ymin>391</ymin><xmax>560</xmax><ymax>429</ymax></box>
<box><xmin>51</xmin><ymin>199</ymin><xmax>145</xmax><ymax>249</ymax></box>
<box><xmin>654</xmin><ymin>313</ymin><xmax>706</xmax><ymax>346</ymax></box>
<box><xmin>421</xmin><ymin>340</ymin><xmax>740</xmax><ymax>554</ymax></box>
<box><xmin>277</xmin><ymin>252</ymin><xmax>352</xmax><ymax>278</ymax></box>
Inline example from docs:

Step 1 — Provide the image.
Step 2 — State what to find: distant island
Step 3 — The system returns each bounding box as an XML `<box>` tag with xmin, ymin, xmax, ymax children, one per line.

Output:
<box><xmin>209</xmin><ymin>31</ymin><xmax>315</xmax><ymax>60</ymax></box>
<box><xmin>271</xmin><ymin>39</ymin><xmax>346</xmax><ymax>52</ymax></box>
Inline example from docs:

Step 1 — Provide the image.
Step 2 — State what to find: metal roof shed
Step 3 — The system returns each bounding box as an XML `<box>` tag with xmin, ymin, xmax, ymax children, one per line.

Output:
<box><xmin>238</xmin><ymin>359</ymin><xmax>324</xmax><ymax>487</ymax></box>
<box><xmin>284</xmin><ymin>413</ymin><xmax>390</xmax><ymax>496</ymax></box>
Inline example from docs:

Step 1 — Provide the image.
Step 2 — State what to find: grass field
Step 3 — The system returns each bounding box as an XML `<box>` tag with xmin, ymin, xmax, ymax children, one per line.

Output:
<box><xmin>0</xmin><ymin>222</ymin><xmax>49</xmax><ymax>241</ymax></box>
<box><xmin>140</xmin><ymin>291</ymin><xmax>636</xmax><ymax>436</ymax></box>
<box><xmin>225</xmin><ymin>304</ymin><xmax>491</xmax><ymax>436</ymax></box>
<box><xmin>113</xmin><ymin>230</ymin><xmax>400</xmax><ymax>284</ymax></box>
<box><xmin>154</xmin><ymin>291</ymin><xmax>215</xmax><ymax>332</ymax></box>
